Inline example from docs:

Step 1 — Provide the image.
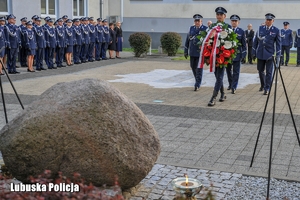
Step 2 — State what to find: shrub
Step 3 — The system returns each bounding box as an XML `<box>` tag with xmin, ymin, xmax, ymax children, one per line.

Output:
<box><xmin>160</xmin><ymin>32</ymin><xmax>182</xmax><ymax>56</ymax></box>
<box><xmin>128</xmin><ymin>32</ymin><xmax>151</xmax><ymax>57</ymax></box>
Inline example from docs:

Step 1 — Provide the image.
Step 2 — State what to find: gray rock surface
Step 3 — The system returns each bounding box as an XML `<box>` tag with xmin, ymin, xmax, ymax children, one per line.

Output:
<box><xmin>0</xmin><ymin>78</ymin><xmax>160</xmax><ymax>189</ymax></box>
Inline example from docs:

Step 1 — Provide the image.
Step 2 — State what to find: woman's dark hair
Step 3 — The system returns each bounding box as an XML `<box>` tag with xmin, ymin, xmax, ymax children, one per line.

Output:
<box><xmin>109</xmin><ymin>22</ymin><xmax>114</xmax><ymax>27</ymax></box>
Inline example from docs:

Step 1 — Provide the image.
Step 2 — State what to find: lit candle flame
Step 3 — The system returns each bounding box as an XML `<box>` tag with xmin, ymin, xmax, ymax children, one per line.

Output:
<box><xmin>185</xmin><ymin>174</ymin><xmax>188</xmax><ymax>186</ymax></box>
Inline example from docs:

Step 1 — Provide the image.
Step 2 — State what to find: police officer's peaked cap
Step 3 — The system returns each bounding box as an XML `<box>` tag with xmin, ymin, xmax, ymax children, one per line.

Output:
<box><xmin>7</xmin><ymin>14</ymin><xmax>16</xmax><ymax>20</ymax></box>
<box><xmin>0</xmin><ymin>16</ymin><xmax>5</xmax><ymax>21</ymax></box>
<box><xmin>193</xmin><ymin>14</ymin><xmax>203</xmax><ymax>20</ymax></box>
<box><xmin>215</xmin><ymin>7</ymin><xmax>227</xmax><ymax>14</ymax></box>
<box><xmin>283</xmin><ymin>21</ymin><xmax>289</xmax><ymax>25</ymax></box>
<box><xmin>102</xmin><ymin>19</ymin><xmax>108</xmax><ymax>22</ymax></box>
<box><xmin>26</xmin><ymin>20</ymin><xmax>33</xmax><ymax>26</ymax></box>
<box><xmin>97</xmin><ymin>18</ymin><xmax>102</xmax><ymax>21</ymax></box>
<box><xmin>66</xmin><ymin>19</ymin><xmax>72</xmax><ymax>23</ymax></box>
<box><xmin>82</xmin><ymin>17</ymin><xmax>88</xmax><ymax>21</ymax></box>
<box><xmin>48</xmin><ymin>19</ymin><xmax>54</xmax><ymax>23</ymax></box>
<box><xmin>20</xmin><ymin>17</ymin><xmax>27</xmax><ymax>22</ymax></box>
<box><xmin>31</xmin><ymin>15</ymin><xmax>38</xmax><ymax>20</ymax></box>
<box><xmin>73</xmin><ymin>18</ymin><xmax>80</xmax><ymax>22</ymax></box>
<box><xmin>44</xmin><ymin>16</ymin><xmax>51</xmax><ymax>21</ymax></box>
<box><xmin>62</xmin><ymin>15</ymin><xmax>68</xmax><ymax>19</ymax></box>
<box><xmin>57</xmin><ymin>18</ymin><xmax>64</xmax><ymax>22</ymax></box>
<box><xmin>35</xmin><ymin>17</ymin><xmax>42</xmax><ymax>21</ymax></box>
<box><xmin>89</xmin><ymin>17</ymin><xmax>94</xmax><ymax>21</ymax></box>
<box><xmin>230</xmin><ymin>14</ymin><xmax>240</xmax><ymax>21</ymax></box>
<box><xmin>265</xmin><ymin>13</ymin><xmax>275</xmax><ymax>20</ymax></box>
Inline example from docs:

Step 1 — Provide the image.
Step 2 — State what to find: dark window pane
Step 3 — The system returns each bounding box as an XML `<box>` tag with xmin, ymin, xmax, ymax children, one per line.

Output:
<box><xmin>79</xmin><ymin>0</ymin><xmax>84</xmax><ymax>16</ymax></box>
<box><xmin>49</xmin><ymin>0</ymin><xmax>55</xmax><ymax>15</ymax></box>
<box><xmin>41</xmin><ymin>0</ymin><xmax>46</xmax><ymax>14</ymax></box>
<box><xmin>73</xmin><ymin>0</ymin><xmax>77</xmax><ymax>16</ymax></box>
<box><xmin>0</xmin><ymin>0</ymin><xmax>7</xmax><ymax>12</ymax></box>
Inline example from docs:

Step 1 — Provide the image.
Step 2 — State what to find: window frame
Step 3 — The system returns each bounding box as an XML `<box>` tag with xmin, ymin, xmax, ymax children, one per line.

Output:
<box><xmin>73</xmin><ymin>0</ymin><xmax>88</xmax><ymax>18</ymax></box>
<box><xmin>0</xmin><ymin>0</ymin><xmax>9</xmax><ymax>16</ymax></box>
<box><xmin>41</xmin><ymin>0</ymin><xmax>57</xmax><ymax>20</ymax></box>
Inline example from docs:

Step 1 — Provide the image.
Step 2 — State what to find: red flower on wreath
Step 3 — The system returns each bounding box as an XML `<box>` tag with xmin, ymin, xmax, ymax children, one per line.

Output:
<box><xmin>217</xmin><ymin>56</ymin><xmax>225</xmax><ymax>64</ymax></box>
<box><xmin>223</xmin><ymin>50</ymin><xmax>231</xmax><ymax>58</ymax></box>
<box><xmin>203</xmin><ymin>49</ymin><xmax>211</xmax><ymax>57</ymax></box>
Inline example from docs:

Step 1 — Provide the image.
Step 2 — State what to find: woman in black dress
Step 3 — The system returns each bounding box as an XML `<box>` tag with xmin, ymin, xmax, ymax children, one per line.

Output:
<box><xmin>108</xmin><ymin>22</ymin><xmax>116</xmax><ymax>59</ymax></box>
<box><xmin>114</xmin><ymin>21</ymin><xmax>123</xmax><ymax>58</ymax></box>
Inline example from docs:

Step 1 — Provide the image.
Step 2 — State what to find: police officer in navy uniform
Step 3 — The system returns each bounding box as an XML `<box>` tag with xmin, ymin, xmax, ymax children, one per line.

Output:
<box><xmin>252</xmin><ymin>13</ymin><xmax>281</xmax><ymax>95</ymax></box>
<box><xmin>23</xmin><ymin>20</ymin><xmax>37</xmax><ymax>72</ymax></box>
<box><xmin>55</xmin><ymin>18</ymin><xmax>66</xmax><ymax>67</ymax></box>
<box><xmin>4</xmin><ymin>14</ymin><xmax>20</xmax><ymax>74</ymax></box>
<box><xmin>208</xmin><ymin>7</ymin><xmax>231</xmax><ymax>106</ymax></box>
<box><xmin>18</xmin><ymin>17</ymin><xmax>27</xmax><ymax>67</ymax></box>
<box><xmin>280</xmin><ymin>22</ymin><xmax>293</xmax><ymax>66</ymax></box>
<box><xmin>101</xmin><ymin>19</ymin><xmax>110</xmax><ymax>60</ymax></box>
<box><xmin>62</xmin><ymin>15</ymin><xmax>68</xmax><ymax>27</ymax></box>
<box><xmin>184</xmin><ymin>14</ymin><xmax>207</xmax><ymax>91</ymax></box>
<box><xmin>33</xmin><ymin>17</ymin><xmax>46</xmax><ymax>71</ymax></box>
<box><xmin>95</xmin><ymin>18</ymin><xmax>103</xmax><ymax>61</ymax></box>
<box><xmin>294</xmin><ymin>27</ymin><xmax>300</xmax><ymax>66</ymax></box>
<box><xmin>80</xmin><ymin>17</ymin><xmax>90</xmax><ymax>63</ymax></box>
<box><xmin>73</xmin><ymin>18</ymin><xmax>82</xmax><ymax>64</ymax></box>
<box><xmin>88</xmin><ymin>17</ymin><xmax>96</xmax><ymax>62</ymax></box>
<box><xmin>226</xmin><ymin>14</ymin><xmax>246</xmax><ymax>94</ymax></box>
<box><xmin>0</xmin><ymin>17</ymin><xmax>7</xmax><ymax>75</ymax></box>
<box><xmin>44</xmin><ymin>18</ymin><xmax>57</xmax><ymax>69</ymax></box>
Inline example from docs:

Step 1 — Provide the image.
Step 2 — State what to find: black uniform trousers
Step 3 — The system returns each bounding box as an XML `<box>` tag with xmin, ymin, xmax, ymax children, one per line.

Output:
<box><xmin>281</xmin><ymin>46</ymin><xmax>290</xmax><ymax>65</ymax></box>
<box><xmin>247</xmin><ymin>44</ymin><xmax>253</xmax><ymax>63</ymax></box>
<box><xmin>257</xmin><ymin>58</ymin><xmax>273</xmax><ymax>92</ymax></box>
<box><xmin>190</xmin><ymin>56</ymin><xmax>203</xmax><ymax>88</ymax></box>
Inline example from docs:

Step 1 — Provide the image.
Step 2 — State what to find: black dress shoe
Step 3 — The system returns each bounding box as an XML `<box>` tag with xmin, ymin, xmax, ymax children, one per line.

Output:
<box><xmin>285</xmin><ymin>64</ymin><xmax>288</xmax><ymax>66</ymax></box>
<box><xmin>14</xmin><ymin>71</ymin><xmax>20</xmax><ymax>74</ymax></box>
<box><xmin>259</xmin><ymin>87</ymin><xmax>264</xmax><ymax>92</ymax></box>
<box><xmin>41</xmin><ymin>67</ymin><xmax>47</xmax><ymax>70</ymax></box>
<box><xmin>27</xmin><ymin>69</ymin><xmax>35</xmax><ymax>72</ymax></box>
<box><xmin>102</xmin><ymin>58</ymin><xmax>107</xmax><ymax>60</ymax></box>
<box><xmin>57</xmin><ymin>65</ymin><xmax>61</xmax><ymax>68</ymax></box>
<box><xmin>227</xmin><ymin>86</ymin><xmax>231</xmax><ymax>90</ymax></box>
<box><xmin>232</xmin><ymin>88</ymin><xmax>236</xmax><ymax>94</ymax></box>
<box><xmin>53</xmin><ymin>66</ymin><xmax>57</xmax><ymax>69</ymax></box>
<box><xmin>61</xmin><ymin>65</ymin><xmax>66</xmax><ymax>67</ymax></box>
<box><xmin>194</xmin><ymin>86</ymin><xmax>199</xmax><ymax>91</ymax></box>
<box><xmin>36</xmin><ymin>68</ymin><xmax>41</xmax><ymax>71</ymax></box>
<box><xmin>8</xmin><ymin>71</ymin><xmax>14</xmax><ymax>74</ymax></box>
<box><xmin>263</xmin><ymin>90</ymin><xmax>269</xmax><ymax>95</ymax></box>
<box><xmin>95</xmin><ymin>59</ymin><xmax>101</xmax><ymax>61</ymax></box>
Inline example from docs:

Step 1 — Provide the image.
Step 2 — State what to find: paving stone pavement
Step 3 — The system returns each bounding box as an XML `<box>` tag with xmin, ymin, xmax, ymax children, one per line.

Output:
<box><xmin>0</xmin><ymin>52</ymin><xmax>300</xmax><ymax>199</ymax></box>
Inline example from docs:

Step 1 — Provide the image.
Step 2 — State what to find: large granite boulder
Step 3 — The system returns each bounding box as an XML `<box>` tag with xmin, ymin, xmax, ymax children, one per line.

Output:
<box><xmin>0</xmin><ymin>78</ymin><xmax>160</xmax><ymax>189</ymax></box>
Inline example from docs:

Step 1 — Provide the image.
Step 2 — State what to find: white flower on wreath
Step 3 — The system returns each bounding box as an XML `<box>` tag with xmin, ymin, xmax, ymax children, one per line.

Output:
<box><xmin>232</xmin><ymin>41</ymin><xmax>237</xmax><ymax>47</ymax></box>
<box><xmin>217</xmin><ymin>23</ymin><xmax>223</xmax><ymax>26</ymax></box>
<box><xmin>224</xmin><ymin>41</ymin><xmax>232</xmax><ymax>49</ymax></box>
<box><xmin>220</xmin><ymin>31</ymin><xmax>228</xmax><ymax>39</ymax></box>
<box><xmin>221</xmin><ymin>39</ymin><xmax>225</xmax><ymax>43</ymax></box>
<box><xmin>216</xmin><ymin>40</ymin><xmax>220</xmax><ymax>47</ymax></box>
<box><xmin>209</xmin><ymin>39</ymin><xmax>213</xmax><ymax>44</ymax></box>
<box><xmin>228</xmin><ymin>28</ymin><xmax>233</xmax><ymax>34</ymax></box>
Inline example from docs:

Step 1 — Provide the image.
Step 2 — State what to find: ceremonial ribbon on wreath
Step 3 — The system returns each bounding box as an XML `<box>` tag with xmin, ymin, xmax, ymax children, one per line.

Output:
<box><xmin>198</xmin><ymin>26</ymin><xmax>222</xmax><ymax>72</ymax></box>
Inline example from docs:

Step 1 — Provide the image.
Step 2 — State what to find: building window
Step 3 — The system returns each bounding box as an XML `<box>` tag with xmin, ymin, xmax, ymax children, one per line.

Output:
<box><xmin>73</xmin><ymin>0</ymin><xmax>87</xmax><ymax>17</ymax></box>
<box><xmin>41</xmin><ymin>0</ymin><xmax>56</xmax><ymax>19</ymax></box>
<box><xmin>0</xmin><ymin>0</ymin><xmax>9</xmax><ymax>15</ymax></box>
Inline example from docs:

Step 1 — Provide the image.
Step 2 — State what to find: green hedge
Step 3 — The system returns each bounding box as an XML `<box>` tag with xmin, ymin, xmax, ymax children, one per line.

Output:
<box><xmin>128</xmin><ymin>32</ymin><xmax>151</xmax><ymax>57</ymax></box>
<box><xmin>160</xmin><ymin>32</ymin><xmax>182</xmax><ymax>56</ymax></box>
